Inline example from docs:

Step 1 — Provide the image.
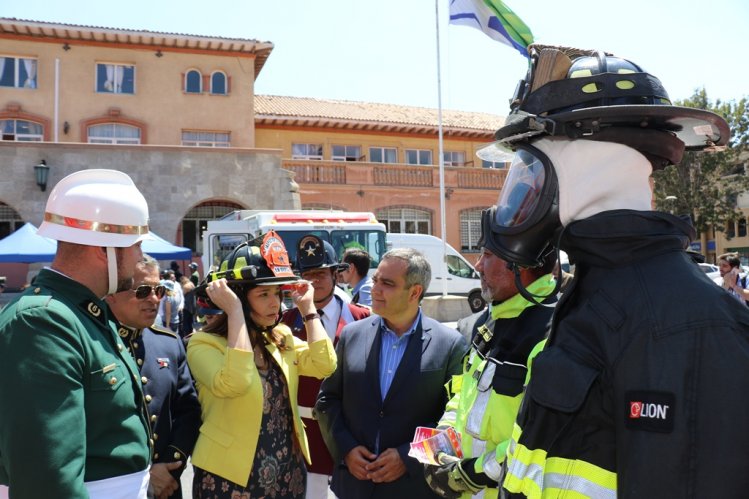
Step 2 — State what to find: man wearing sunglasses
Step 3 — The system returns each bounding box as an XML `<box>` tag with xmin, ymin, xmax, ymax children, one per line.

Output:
<box><xmin>106</xmin><ymin>255</ymin><xmax>201</xmax><ymax>499</ymax></box>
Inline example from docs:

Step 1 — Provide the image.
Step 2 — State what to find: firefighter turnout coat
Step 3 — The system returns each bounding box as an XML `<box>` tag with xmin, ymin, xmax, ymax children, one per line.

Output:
<box><xmin>503</xmin><ymin>211</ymin><xmax>749</xmax><ymax>498</ymax></box>
<box><xmin>440</xmin><ymin>276</ymin><xmax>555</xmax><ymax>498</ymax></box>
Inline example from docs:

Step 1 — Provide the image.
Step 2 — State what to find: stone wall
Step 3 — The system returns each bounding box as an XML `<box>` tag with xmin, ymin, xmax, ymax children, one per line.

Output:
<box><xmin>0</xmin><ymin>142</ymin><xmax>300</xmax><ymax>240</ymax></box>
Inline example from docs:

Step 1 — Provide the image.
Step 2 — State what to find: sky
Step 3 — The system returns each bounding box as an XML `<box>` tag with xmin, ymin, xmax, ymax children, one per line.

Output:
<box><xmin>3</xmin><ymin>0</ymin><xmax>748</xmax><ymax>116</ymax></box>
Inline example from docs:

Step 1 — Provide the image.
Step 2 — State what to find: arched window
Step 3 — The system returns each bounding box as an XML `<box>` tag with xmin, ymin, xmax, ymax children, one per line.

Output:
<box><xmin>375</xmin><ymin>206</ymin><xmax>431</xmax><ymax>234</ymax></box>
<box><xmin>185</xmin><ymin>69</ymin><xmax>202</xmax><ymax>93</ymax></box>
<box><xmin>210</xmin><ymin>71</ymin><xmax>227</xmax><ymax>95</ymax></box>
<box><xmin>88</xmin><ymin>123</ymin><xmax>141</xmax><ymax>144</ymax></box>
<box><xmin>460</xmin><ymin>208</ymin><xmax>486</xmax><ymax>252</ymax></box>
<box><xmin>181</xmin><ymin>201</ymin><xmax>243</xmax><ymax>254</ymax></box>
<box><xmin>0</xmin><ymin>202</ymin><xmax>23</xmax><ymax>239</ymax></box>
<box><xmin>0</xmin><ymin>119</ymin><xmax>43</xmax><ymax>141</ymax></box>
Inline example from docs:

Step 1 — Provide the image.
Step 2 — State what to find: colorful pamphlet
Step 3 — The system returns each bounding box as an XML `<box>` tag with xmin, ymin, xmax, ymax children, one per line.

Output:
<box><xmin>408</xmin><ymin>426</ymin><xmax>463</xmax><ymax>465</ymax></box>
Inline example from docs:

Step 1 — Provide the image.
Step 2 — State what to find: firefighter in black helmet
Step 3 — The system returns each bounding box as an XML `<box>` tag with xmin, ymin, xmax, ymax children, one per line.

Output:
<box><xmin>477</xmin><ymin>45</ymin><xmax>749</xmax><ymax>498</ymax></box>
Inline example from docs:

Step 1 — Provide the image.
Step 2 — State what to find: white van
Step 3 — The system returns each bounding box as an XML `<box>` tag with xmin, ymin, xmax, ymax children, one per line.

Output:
<box><xmin>386</xmin><ymin>233</ymin><xmax>485</xmax><ymax>312</ymax></box>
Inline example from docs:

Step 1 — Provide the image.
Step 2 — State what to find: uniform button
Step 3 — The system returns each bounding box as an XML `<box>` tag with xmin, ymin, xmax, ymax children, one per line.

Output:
<box><xmin>149</xmin><ymin>438</ymin><xmax>154</xmax><ymax>446</ymax></box>
<box><xmin>137</xmin><ymin>358</ymin><xmax>143</xmax><ymax>366</ymax></box>
<box><xmin>145</xmin><ymin>395</ymin><xmax>152</xmax><ymax>402</ymax></box>
<box><xmin>153</xmin><ymin>433</ymin><xmax>158</xmax><ymax>440</ymax></box>
<box><xmin>108</xmin><ymin>377</ymin><xmax>117</xmax><ymax>385</ymax></box>
<box><xmin>34</xmin><ymin>287</ymin><xmax>41</xmax><ymax>294</ymax></box>
<box><xmin>174</xmin><ymin>452</ymin><xmax>181</xmax><ymax>460</ymax></box>
<box><xmin>117</xmin><ymin>344</ymin><xmax>124</xmax><ymax>352</ymax></box>
<box><xmin>141</xmin><ymin>376</ymin><xmax>148</xmax><ymax>384</ymax></box>
<box><xmin>154</xmin><ymin>453</ymin><xmax>159</xmax><ymax>460</ymax></box>
<box><xmin>151</xmin><ymin>414</ymin><xmax>158</xmax><ymax>422</ymax></box>
<box><xmin>133</xmin><ymin>342</ymin><xmax>139</xmax><ymax>349</ymax></box>
<box><xmin>379</xmin><ymin>411</ymin><xmax>384</xmax><ymax>417</ymax></box>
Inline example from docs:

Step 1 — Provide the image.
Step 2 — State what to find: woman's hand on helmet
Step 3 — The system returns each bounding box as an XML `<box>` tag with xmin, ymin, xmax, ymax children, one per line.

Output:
<box><xmin>205</xmin><ymin>279</ymin><xmax>242</xmax><ymax>316</ymax></box>
<box><xmin>291</xmin><ymin>280</ymin><xmax>316</xmax><ymax>315</ymax></box>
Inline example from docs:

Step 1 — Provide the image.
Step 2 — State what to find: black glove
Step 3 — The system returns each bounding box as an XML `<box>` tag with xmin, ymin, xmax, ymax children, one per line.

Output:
<box><xmin>425</xmin><ymin>454</ymin><xmax>486</xmax><ymax>498</ymax></box>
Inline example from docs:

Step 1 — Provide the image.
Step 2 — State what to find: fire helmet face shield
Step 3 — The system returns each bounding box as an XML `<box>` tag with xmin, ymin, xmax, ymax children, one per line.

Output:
<box><xmin>478</xmin><ymin>144</ymin><xmax>561</xmax><ymax>267</ymax></box>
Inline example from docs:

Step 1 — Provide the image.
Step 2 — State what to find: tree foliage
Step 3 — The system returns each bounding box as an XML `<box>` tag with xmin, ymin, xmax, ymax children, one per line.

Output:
<box><xmin>651</xmin><ymin>89</ymin><xmax>749</xmax><ymax>235</ymax></box>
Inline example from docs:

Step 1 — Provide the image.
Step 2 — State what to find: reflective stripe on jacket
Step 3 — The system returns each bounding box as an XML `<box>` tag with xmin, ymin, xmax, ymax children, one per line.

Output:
<box><xmin>441</xmin><ymin>276</ymin><xmax>555</xmax><ymax>499</ymax></box>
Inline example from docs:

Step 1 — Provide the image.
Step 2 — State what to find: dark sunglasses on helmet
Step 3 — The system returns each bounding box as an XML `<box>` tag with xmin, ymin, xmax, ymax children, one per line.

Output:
<box><xmin>133</xmin><ymin>284</ymin><xmax>166</xmax><ymax>300</ymax></box>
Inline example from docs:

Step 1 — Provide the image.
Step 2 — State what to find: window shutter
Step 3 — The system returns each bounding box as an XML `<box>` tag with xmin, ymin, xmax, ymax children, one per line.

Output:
<box><xmin>227</xmin><ymin>76</ymin><xmax>231</xmax><ymax>94</ymax></box>
<box><xmin>203</xmin><ymin>74</ymin><xmax>210</xmax><ymax>93</ymax></box>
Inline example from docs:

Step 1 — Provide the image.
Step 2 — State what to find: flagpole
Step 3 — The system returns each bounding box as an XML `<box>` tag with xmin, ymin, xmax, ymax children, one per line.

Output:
<box><xmin>435</xmin><ymin>0</ymin><xmax>448</xmax><ymax>297</ymax></box>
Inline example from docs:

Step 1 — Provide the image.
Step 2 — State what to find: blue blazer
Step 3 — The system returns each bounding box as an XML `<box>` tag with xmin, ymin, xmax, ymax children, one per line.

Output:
<box><xmin>316</xmin><ymin>313</ymin><xmax>468</xmax><ymax>499</ymax></box>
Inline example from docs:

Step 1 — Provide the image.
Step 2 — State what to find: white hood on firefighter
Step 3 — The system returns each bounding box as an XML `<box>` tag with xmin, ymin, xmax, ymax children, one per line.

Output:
<box><xmin>535</xmin><ymin>138</ymin><xmax>653</xmax><ymax>227</ymax></box>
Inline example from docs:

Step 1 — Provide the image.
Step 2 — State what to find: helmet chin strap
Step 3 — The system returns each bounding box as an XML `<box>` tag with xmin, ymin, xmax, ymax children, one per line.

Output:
<box><xmin>507</xmin><ymin>228</ymin><xmax>567</xmax><ymax>308</ymax></box>
<box><xmin>510</xmin><ymin>262</ymin><xmax>560</xmax><ymax>308</ymax></box>
<box><xmin>106</xmin><ymin>246</ymin><xmax>118</xmax><ymax>296</ymax></box>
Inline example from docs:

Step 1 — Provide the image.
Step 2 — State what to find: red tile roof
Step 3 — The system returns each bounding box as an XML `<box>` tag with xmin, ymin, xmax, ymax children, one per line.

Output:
<box><xmin>254</xmin><ymin>95</ymin><xmax>504</xmax><ymax>138</ymax></box>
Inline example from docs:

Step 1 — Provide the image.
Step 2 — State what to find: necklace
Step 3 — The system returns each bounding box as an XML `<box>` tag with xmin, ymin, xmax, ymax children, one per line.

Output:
<box><xmin>253</xmin><ymin>344</ymin><xmax>268</xmax><ymax>370</ymax></box>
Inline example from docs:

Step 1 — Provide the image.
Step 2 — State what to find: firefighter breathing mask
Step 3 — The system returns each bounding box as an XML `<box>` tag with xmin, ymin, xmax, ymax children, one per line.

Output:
<box><xmin>481</xmin><ymin>138</ymin><xmax>654</xmax><ymax>268</ymax></box>
<box><xmin>478</xmin><ymin>143</ymin><xmax>560</xmax><ymax>268</ymax></box>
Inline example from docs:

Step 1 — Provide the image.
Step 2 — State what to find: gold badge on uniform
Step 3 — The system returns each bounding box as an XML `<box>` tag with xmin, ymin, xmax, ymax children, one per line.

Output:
<box><xmin>87</xmin><ymin>302</ymin><xmax>101</xmax><ymax>317</ymax></box>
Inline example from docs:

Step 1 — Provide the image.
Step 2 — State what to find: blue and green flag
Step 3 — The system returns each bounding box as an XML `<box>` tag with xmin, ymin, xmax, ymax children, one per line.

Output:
<box><xmin>449</xmin><ymin>0</ymin><xmax>534</xmax><ymax>58</ymax></box>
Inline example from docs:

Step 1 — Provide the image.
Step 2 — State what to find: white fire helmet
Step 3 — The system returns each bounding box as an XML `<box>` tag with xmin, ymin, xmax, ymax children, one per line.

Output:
<box><xmin>38</xmin><ymin>169</ymin><xmax>149</xmax><ymax>247</ymax></box>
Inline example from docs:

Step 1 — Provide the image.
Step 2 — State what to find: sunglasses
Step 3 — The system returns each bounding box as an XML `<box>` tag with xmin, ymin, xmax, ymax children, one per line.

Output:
<box><xmin>133</xmin><ymin>284</ymin><xmax>166</xmax><ymax>300</ymax></box>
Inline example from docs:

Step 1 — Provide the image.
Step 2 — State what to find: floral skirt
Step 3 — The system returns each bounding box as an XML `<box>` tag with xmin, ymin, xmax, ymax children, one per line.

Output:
<box><xmin>193</xmin><ymin>361</ymin><xmax>306</xmax><ymax>498</ymax></box>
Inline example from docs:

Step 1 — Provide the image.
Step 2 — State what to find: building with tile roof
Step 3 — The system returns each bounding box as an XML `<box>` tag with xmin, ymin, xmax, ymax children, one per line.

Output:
<box><xmin>0</xmin><ymin>17</ymin><xmax>508</xmax><ymax>289</ymax></box>
<box><xmin>254</xmin><ymin>94</ymin><xmax>507</xmax><ymax>265</ymax></box>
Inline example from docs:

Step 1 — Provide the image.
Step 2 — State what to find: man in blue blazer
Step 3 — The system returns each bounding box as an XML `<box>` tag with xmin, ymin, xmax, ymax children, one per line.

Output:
<box><xmin>316</xmin><ymin>247</ymin><xmax>469</xmax><ymax>498</ymax></box>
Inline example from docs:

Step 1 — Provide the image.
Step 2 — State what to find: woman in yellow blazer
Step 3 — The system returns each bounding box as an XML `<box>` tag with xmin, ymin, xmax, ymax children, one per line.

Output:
<box><xmin>187</xmin><ymin>232</ymin><xmax>337</xmax><ymax>498</ymax></box>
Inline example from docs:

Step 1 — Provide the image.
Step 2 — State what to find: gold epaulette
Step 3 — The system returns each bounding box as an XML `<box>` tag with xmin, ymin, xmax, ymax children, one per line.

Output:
<box><xmin>149</xmin><ymin>324</ymin><xmax>178</xmax><ymax>338</ymax></box>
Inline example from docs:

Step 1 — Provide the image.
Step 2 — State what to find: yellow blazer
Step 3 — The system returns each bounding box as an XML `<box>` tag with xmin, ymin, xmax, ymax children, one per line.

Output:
<box><xmin>186</xmin><ymin>324</ymin><xmax>337</xmax><ymax>486</ymax></box>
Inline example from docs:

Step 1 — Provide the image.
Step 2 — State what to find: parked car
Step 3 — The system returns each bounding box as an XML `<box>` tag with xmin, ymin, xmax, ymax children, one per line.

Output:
<box><xmin>698</xmin><ymin>263</ymin><xmax>719</xmax><ymax>274</ymax></box>
<box><xmin>386</xmin><ymin>233</ymin><xmax>485</xmax><ymax>312</ymax></box>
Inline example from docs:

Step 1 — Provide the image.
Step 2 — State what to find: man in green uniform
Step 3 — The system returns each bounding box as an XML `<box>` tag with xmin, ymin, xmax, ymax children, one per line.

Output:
<box><xmin>0</xmin><ymin>169</ymin><xmax>153</xmax><ymax>498</ymax></box>
<box><xmin>424</xmin><ymin>223</ymin><xmax>556</xmax><ymax>499</ymax></box>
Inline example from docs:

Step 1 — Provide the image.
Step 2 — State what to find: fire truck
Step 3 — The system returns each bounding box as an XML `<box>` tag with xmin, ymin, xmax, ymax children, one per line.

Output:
<box><xmin>201</xmin><ymin>210</ymin><xmax>387</xmax><ymax>273</ymax></box>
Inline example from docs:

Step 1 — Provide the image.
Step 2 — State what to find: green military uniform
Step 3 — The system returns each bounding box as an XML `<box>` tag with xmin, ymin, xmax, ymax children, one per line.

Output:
<box><xmin>0</xmin><ymin>269</ymin><xmax>152</xmax><ymax>498</ymax></box>
<box><xmin>435</xmin><ymin>276</ymin><xmax>555</xmax><ymax>498</ymax></box>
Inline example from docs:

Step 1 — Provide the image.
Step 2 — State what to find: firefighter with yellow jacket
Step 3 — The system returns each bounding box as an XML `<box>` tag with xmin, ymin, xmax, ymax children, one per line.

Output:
<box><xmin>424</xmin><ymin>226</ymin><xmax>556</xmax><ymax>499</ymax></box>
